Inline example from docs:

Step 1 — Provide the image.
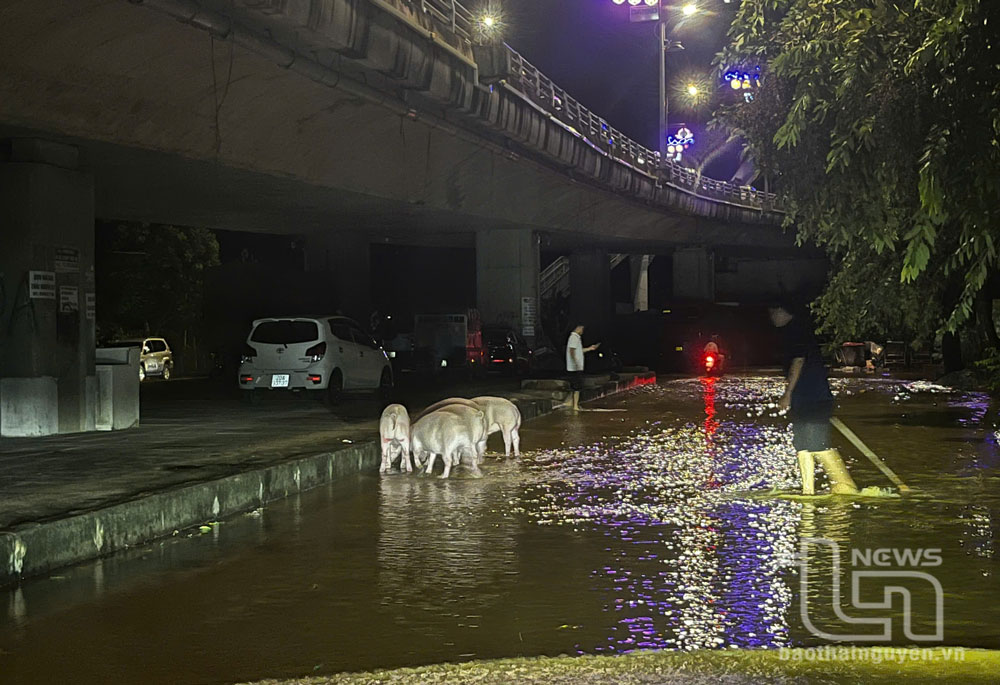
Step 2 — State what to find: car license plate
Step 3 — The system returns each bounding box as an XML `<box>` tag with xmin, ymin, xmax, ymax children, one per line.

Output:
<box><xmin>271</xmin><ymin>374</ymin><xmax>290</xmax><ymax>388</ymax></box>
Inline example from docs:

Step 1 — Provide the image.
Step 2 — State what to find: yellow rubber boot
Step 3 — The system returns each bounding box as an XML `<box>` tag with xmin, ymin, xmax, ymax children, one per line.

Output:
<box><xmin>797</xmin><ymin>451</ymin><xmax>815</xmax><ymax>495</ymax></box>
<box><xmin>814</xmin><ymin>449</ymin><xmax>859</xmax><ymax>495</ymax></box>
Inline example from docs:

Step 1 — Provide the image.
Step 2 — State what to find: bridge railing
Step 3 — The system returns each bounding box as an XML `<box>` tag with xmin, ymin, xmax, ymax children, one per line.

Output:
<box><xmin>406</xmin><ymin>0</ymin><xmax>779</xmax><ymax>211</ymax></box>
<box><xmin>503</xmin><ymin>47</ymin><xmax>779</xmax><ymax>211</ymax></box>
<box><xmin>415</xmin><ymin>0</ymin><xmax>477</xmax><ymax>37</ymax></box>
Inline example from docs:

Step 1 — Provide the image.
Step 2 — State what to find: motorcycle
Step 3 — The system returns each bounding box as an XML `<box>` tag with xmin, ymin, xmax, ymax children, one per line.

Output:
<box><xmin>701</xmin><ymin>351</ymin><xmax>725</xmax><ymax>377</ymax></box>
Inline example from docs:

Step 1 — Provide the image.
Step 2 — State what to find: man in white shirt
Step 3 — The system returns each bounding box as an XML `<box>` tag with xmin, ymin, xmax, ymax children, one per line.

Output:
<box><xmin>565</xmin><ymin>323</ymin><xmax>599</xmax><ymax>412</ymax></box>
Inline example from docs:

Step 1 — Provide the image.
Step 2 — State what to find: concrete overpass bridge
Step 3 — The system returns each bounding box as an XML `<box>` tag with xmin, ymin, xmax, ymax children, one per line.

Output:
<box><xmin>0</xmin><ymin>0</ymin><xmax>813</xmax><ymax>436</ymax></box>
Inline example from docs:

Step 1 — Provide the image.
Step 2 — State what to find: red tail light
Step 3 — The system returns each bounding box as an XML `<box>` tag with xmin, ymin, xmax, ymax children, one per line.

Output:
<box><xmin>241</xmin><ymin>345</ymin><xmax>257</xmax><ymax>363</ymax></box>
<box><xmin>307</xmin><ymin>374</ymin><xmax>322</xmax><ymax>383</ymax></box>
<box><xmin>305</xmin><ymin>341</ymin><xmax>326</xmax><ymax>362</ymax></box>
<box><xmin>705</xmin><ymin>355</ymin><xmax>715</xmax><ymax>370</ymax></box>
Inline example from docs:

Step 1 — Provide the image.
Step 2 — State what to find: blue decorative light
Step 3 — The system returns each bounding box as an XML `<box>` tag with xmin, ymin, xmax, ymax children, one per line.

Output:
<box><xmin>724</xmin><ymin>66</ymin><xmax>761</xmax><ymax>102</ymax></box>
<box><xmin>665</xmin><ymin>126</ymin><xmax>695</xmax><ymax>162</ymax></box>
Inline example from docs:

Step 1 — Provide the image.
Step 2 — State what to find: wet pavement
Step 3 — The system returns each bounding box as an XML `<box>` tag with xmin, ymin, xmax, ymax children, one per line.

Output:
<box><xmin>0</xmin><ymin>374</ymin><xmax>521</xmax><ymax>528</ymax></box>
<box><xmin>2</xmin><ymin>375</ymin><xmax>998</xmax><ymax>684</ymax></box>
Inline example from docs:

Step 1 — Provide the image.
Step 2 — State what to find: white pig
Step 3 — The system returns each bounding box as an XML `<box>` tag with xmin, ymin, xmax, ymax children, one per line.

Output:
<box><xmin>378</xmin><ymin>403</ymin><xmax>411</xmax><ymax>474</ymax></box>
<box><xmin>411</xmin><ymin>407</ymin><xmax>485</xmax><ymax>479</ymax></box>
<box><xmin>433</xmin><ymin>404</ymin><xmax>488</xmax><ymax>465</ymax></box>
<box><xmin>471</xmin><ymin>396</ymin><xmax>522</xmax><ymax>458</ymax></box>
<box><xmin>415</xmin><ymin>397</ymin><xmax>487</xmax><ymax>459</ymax></box>
<box><xmin>416</xmin><ymin>396</ymin><xmax>522</xmax><ymax>458</ymax></box>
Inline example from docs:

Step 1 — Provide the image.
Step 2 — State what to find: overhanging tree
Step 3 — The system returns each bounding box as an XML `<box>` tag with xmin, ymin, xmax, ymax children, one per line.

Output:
<box><xmin>717</xmin><ymin>0</ymin><xmax>1000</xmax><ymax>351</ymax></box>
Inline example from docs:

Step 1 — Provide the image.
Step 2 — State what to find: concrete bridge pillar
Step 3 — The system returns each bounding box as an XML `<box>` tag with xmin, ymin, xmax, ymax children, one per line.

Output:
<box><xmin>630</xmin><ymin>255</ymin><xmax>651</xmax><ymax>312</ymax></box>
<box><xmin>673</xmin><ymin>247</ymin><xmax>715</xmax><ymax>302</ymax></box>
<box><xmin>475</xmin><ymin>228</ymin><xmax>539</xmax><ymax>344</ymax></box>
<box><xmin>0</xmin><ymin>139</ymin><xmax>96</xmax><ymax>437</ymax></box>
<box><xmin>306</xmin><ymin>231</ymin><xmax>371</xmax><ymax>323</ymax></box>
<box><xmin>569</xmin><ymin>248</ymin><xmax>611</xmax><ymax>339</ymax></box>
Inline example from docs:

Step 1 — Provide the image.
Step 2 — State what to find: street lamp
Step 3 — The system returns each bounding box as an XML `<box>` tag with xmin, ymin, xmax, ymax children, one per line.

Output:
<box><xmin>474</xmin><ymin>4</ymin><xmax>504</xmax><ymax>44</ymax></box>
<box><xmin>609</xmin><ymin>0</ymin><xmax>698</xmax><ymax>166</ymax></box>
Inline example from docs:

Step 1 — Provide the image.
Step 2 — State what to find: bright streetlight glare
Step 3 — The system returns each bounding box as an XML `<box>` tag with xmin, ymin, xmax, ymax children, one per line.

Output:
<box><xmin>687</xmin><ymin>84</ymin><xmax>699</xmax><ymax>96</ymax></box>
<box><xmin>682</xmin><ymin>3</ymin><xmax>698</xmax><ymax>16</ymax></box>
<box><xmin>482</xmin><ymin>15</ymin><xmax>495</xmax><ymax>27</ymax></box>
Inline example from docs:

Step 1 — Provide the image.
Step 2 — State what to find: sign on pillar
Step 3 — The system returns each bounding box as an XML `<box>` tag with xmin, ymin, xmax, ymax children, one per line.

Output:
<box><xmin>521</xmin><ymin>297</ymin><xmax>537</xmax><ymax>337</ymax></box>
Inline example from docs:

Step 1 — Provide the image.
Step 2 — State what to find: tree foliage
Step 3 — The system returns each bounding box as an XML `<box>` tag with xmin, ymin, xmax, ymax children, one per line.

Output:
<box><xmin>717</xmin><ymin>0</ymin><xmax>1000</xmax><ymax>343</ymax></box>
<box><xmin>96</xmin><ymin>222</ymin><xmax>220</xmax><ymax>342</ymax></box>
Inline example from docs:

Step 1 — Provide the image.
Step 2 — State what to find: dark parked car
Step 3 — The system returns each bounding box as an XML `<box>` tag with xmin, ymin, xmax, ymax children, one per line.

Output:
<box><xmin>483</xmin><ymin>326</ymin><xmax>532</xmax><ymax>375</ymax></box>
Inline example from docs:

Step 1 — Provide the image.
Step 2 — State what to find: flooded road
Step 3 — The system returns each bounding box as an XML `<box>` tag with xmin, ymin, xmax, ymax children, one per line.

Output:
<box><xmin>2</xmin><ymin>376</ymin><xmax>998</xmax><ymax>684</ymax></box>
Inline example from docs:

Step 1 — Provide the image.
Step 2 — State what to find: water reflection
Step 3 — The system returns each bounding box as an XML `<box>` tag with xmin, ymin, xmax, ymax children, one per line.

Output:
<box><xmin>376</xmin><ymin>473</ymin><xmax>520</xmax><ymax>622</ymax></box>
<box><xmin>515</xmin><ymin>378</ymin><xmax>1000</xmax><ymax>652</ymax></box>
<box><xmin>519</xmin><ymin>379</ymin><xmax>811</xmax><ymax>652</ymax></box>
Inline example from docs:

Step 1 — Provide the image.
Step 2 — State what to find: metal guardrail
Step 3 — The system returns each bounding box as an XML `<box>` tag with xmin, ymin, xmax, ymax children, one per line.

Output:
<box><xmin>540</xmin><ymin>254</ymin><xmax>628</xmax><ymax>300</ymax></box>
<box><xmin>414</xmin><ymin>0</ymin><xmax>477</xmax><ymax>38</ymax></box>
<box><xmin>503</xmin><ymin>47</ymin><xmax>779</xmax><ymax>211</ymax></box>
<box><xmin>407</xmin><ymin>0</ymin><xmax>780</xmax><ymax>212</ymax></box>
<box><xmin>540</xmin><ymin>256</ymin><xmax>571</xmax><ymax>300</ymax></box>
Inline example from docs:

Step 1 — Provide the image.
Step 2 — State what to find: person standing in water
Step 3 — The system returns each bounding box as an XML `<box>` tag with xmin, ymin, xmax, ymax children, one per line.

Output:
<box><xmin>769</xmin><ymin>303</ymin><xmax>858</xmax><ymax>495</ymax></box>
<box><xmin>565</xmin><ymin>323</ymin><xmax>600</xmax><ymax>412</ymax></box>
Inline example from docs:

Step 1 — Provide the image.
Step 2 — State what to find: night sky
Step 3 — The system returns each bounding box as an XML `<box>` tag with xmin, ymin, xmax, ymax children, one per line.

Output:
<box><xmin>504</xmin><ymin>0</ymin><xmax>743</xmax><ymax>178</ymax></box>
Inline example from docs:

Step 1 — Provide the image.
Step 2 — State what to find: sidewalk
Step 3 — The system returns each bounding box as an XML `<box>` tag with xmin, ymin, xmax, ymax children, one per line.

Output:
<box><xmin>0</xmin><ymin>371</ymin><xmax>654</xmax><ymax>586</ymax></box>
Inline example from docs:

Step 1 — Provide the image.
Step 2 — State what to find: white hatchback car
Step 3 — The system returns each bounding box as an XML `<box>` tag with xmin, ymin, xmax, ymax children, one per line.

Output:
<box><xmin>238</xmin><ymin>315</ymin><xmax>392</xmax><ymax>404</ymax></box>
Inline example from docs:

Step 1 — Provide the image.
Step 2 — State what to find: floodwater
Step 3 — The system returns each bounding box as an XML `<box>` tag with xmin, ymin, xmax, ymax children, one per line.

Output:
<box><xmin>1</xmin><ymin>376</ymin><xmax>998</xmax><ymax>684</ymax></box>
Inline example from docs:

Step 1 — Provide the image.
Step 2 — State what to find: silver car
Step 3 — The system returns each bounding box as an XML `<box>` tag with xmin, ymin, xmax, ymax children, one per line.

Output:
<box><xmin>112</xmin><ymin>338</ymin><xmax>174</xmax><ymax>381</ymax></box>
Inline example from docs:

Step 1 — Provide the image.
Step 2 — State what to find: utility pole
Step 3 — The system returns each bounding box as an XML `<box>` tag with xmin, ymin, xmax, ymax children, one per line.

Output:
<box><xmin>659</xmin><ymin>18</ymin><xmax>668</xmax><ymax>164</ymax></box>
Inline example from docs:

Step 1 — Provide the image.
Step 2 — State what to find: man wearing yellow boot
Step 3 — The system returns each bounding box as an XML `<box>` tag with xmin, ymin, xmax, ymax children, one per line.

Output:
<box><xmin>769</xmin><ymin>303</ymin><xmax>859</xmax><ymax>496</ymax></box>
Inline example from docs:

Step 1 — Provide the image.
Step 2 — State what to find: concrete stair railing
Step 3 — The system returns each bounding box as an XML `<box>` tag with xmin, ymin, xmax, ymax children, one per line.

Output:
<box><xmin>540</xmin><ymin>253</ymin><xmax>627</xmax><ymax>300</ymax></box>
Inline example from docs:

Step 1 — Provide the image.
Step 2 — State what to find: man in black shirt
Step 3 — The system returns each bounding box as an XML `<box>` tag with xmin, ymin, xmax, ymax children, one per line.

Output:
<box><xmin>769</xmin><ymin>304</ymin><xmax>859</xmax><ymax>495</ymax></box>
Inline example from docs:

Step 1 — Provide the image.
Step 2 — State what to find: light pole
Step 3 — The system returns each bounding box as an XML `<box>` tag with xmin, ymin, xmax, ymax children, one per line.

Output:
<box><xmin>658</xmin><ymin>17</ymin><xmax>668</xmax><ymax>164</ymax></box>
<box><xmin>612</xmin><ymin>1</ymin><xmax>697</xmax><ymax>166</ymax></box>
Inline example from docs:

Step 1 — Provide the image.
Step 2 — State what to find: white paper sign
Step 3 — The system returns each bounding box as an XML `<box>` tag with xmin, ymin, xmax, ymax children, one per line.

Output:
<box><xmin>59</xmin><ymin>285</ymin><xmax>79</xmax><ymax>313</ymax></box>
<box><xmin>55</xmin><ymin>247</ymin><xmax>80</xmax><ymax>273</ymax></box>
<box><xmin>521</xmin><ymin>296</ymin><xmax>537</xmax><ymax>337</ymax></box>
<box><xmin>29</xmin><ymin>271</ymin><xmax>56</xmax><ymax>300</ymax></box>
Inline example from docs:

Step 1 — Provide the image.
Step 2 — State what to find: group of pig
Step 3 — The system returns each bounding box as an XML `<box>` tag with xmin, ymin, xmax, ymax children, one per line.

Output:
<box><xmin>378</xmin><ymin>396</ymin><xmax>522</xmax><ymax>478</ymax></box>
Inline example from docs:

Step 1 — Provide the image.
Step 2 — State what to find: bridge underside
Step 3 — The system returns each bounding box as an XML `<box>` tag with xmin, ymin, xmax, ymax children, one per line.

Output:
<box><xmin>0</xmin><ymin>0</ymin><xmax>789</xmax><ymax>251</ymax></box>
<box><xmin>0</xmin><ymin>0</ymin><xmax>813</xmax><ymax>439</ymax></box>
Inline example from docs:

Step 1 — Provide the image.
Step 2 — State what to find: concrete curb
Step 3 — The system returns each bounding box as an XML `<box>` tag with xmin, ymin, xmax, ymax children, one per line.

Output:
<box><xmin>1</xmin><ymin>442</ymin><xmax>379</xmax><ymax>587</ymax></box>
<box><xmin>0</xmin><ymin>371</ymin><xmax>654</xmax><ymax>587</ymax></box>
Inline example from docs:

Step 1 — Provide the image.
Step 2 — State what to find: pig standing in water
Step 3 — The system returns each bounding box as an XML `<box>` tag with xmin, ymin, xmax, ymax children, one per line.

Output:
<box><xmin>415</xmin><ymin>398</ymin><xmax>486</xmax><ymax>459</ymax></box>
<box><xmin>378</xmin><ymin>404</ymin><xmax>411</xmax><ymax>474</ymax></box>
<box><xmin>418</xmin><ymin>396</ymin><xmax>522</xmax><ymax>458</ymax></box>
<box><xmin>411</xmin><ymin>406</ymin><xmax>485</xmax><ymax>478</ymax></box>
<box><xmin>471</xmin><ymin>396</ymin><xmax>522</xmax><ymax>458</ymax></box>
